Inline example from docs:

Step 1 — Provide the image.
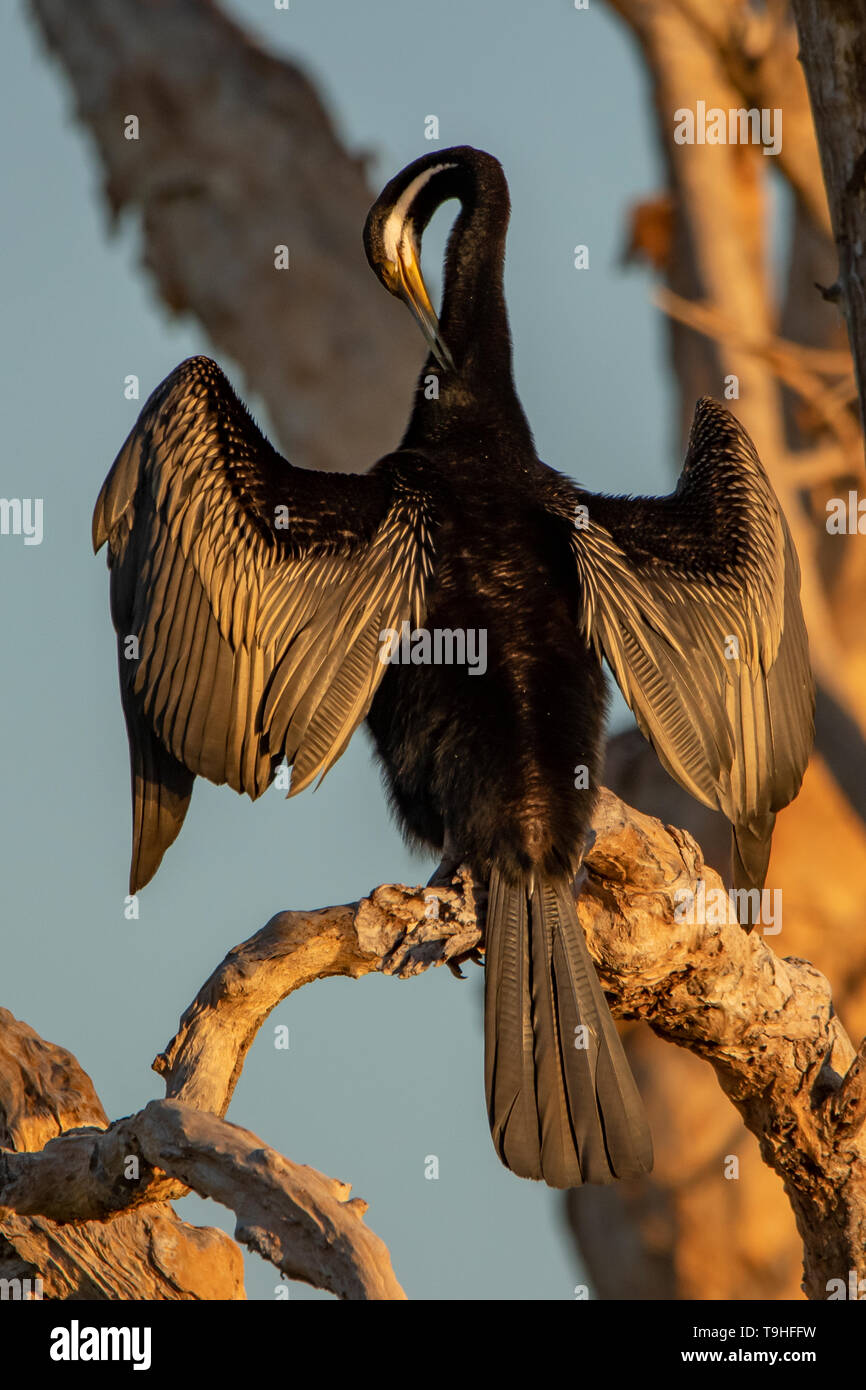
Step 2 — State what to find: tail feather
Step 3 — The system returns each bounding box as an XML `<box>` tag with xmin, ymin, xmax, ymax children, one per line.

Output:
<box><xmin>483</xmin><ymin>871</ymin><xmax>539</xmax><ymax>1179</ymax></box>
<box><xmin>485</xmin><ymin>867</ymin><xmax>653</xmax><ymax>1188</ymax></box>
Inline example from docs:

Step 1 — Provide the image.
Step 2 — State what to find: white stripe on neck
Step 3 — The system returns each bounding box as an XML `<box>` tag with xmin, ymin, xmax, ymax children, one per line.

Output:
<box><xmin>382</xmin><ymin>162</ymin><xmax>458</xmax><ymax>263</ymax></box>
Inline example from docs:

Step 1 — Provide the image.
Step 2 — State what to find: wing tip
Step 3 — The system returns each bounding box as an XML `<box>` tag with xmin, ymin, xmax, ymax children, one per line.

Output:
<box><xmin>732</xmin><ymin>815</ymin><xmax>775</xmax><ymax>898</ymax></box>
<box><xmin>92</xmin><ymin>355</ymin><xmax>225</xmax><ymax>558</ymax></box>
<box><xmin>92</xmin><ymin>494</ymin><xmax>109</xmax><ymax>554</ymax></box>
<box><xmin>129</xmin><ymin>862</ymin><xmax>153</xmax><ymax>897</ymax></box>
<box><xmin>688</xmin><ymin>395</ymin><xmax>757</xmax><ymax>464</ymax></box>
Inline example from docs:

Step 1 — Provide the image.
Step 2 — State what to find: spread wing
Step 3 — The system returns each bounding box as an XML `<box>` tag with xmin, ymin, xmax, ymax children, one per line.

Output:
<box><xmin>568</xmin><ymin>397</ymin><xmax>814</xmax><ymax>891</ymax></box>
<box><xmin>93</xmin><ymin>356</ymin><xmax>435</xmax><ymax>891</ymax></box>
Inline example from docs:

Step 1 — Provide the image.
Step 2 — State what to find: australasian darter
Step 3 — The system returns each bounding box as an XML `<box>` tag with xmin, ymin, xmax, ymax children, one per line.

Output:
<box><xmin>93</xmin><ymin>146</ymin><xmax>815</xmax><ymax>1189</ymax></box>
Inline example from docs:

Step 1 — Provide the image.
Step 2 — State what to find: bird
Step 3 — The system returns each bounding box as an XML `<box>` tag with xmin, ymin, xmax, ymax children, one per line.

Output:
<box><xmin>93</xmin><ymin>145</ymin><xmax>815</xmax><ymax>1189</ymax></box>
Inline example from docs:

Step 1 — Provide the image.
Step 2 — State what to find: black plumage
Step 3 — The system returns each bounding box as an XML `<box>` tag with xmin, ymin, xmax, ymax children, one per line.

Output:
<box><xmin>93</xmin><ymin>145</ymin><xmax>815</xmax><ymax>1189</ymax></box>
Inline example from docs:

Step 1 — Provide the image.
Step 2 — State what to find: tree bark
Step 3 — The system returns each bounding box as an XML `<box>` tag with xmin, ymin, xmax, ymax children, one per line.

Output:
<box><xmin>0</xmin><ymin>1011</ymin><xmax>244</xmax><ymax>1300</ymax></box>
<box><xmin>0</xmin><ymin>1009</ymin><xmax>405</xmax><ymax>1301</ymax></box>
<box><xmin>3</xmin><ymin>792</ymin><xmax>865</xmax><ymax>1299</ymax></box>
<box><xmin>792</xmin><ymin>0</ymin><xmax>866</xmax><ymax>449</ymax></box>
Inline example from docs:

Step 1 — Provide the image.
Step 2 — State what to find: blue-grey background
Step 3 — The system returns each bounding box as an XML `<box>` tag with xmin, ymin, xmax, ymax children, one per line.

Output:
<box><xmin>1</xmin><ymin>0</ymin><xmax>671</xmax><ymax>1299</ymax></box>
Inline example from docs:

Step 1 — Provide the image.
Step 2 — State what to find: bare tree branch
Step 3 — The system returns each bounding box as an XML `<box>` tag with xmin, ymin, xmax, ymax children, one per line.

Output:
<box><xmin>1</xmin><ymin>1100</ymin><xmax>405</xmax><ymax>1301</ymax></box>
<box><xmin>154</xmin><ymin>868</ymin><xmax>482</xmax><ymax>1116</ymax></box>
<box><xmin>6</xmin><ymin>791</ymin><xmax>861</xmax><ymax>1299</ymax></box>
<box><xmin>0</xmin><ymin>1011</ymin><xmax>244</xmax><ymax>1299</ymax></box>
<box><xmin>653</xmin><ymin>286</ymin><xmax>860</xmax><ymax>456</ymax></box>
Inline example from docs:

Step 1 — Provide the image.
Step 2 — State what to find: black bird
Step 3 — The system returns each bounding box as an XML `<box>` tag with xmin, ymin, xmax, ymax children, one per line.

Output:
<box><xmin>93</xmin><ymin>146</ymin><xmax>814</xmax><ymax>1188</ymax></box>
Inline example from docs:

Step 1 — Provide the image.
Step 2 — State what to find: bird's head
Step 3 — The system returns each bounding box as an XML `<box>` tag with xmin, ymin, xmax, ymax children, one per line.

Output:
<box><xmin>364</xmin><ymin>146</ymin><xmax>506</xmax><ymax>374</ymax></box>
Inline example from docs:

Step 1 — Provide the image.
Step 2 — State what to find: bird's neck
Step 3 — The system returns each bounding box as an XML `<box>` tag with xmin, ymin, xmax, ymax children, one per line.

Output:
<box><xmin>403</xmin><ymin>201</ymin><xmax>533</xmax><ymax>450</ymax></box>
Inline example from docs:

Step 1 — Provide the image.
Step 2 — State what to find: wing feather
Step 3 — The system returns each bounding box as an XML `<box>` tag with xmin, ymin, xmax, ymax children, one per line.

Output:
<box><xmin>568</xmin><ymin>398</ymin><xmax>814</xmax><ymax>891</ymax></box>
<box><xmin>94</xmin><ymin>356</ymin><xmax>435</xmax><ymax>890</ymax></box>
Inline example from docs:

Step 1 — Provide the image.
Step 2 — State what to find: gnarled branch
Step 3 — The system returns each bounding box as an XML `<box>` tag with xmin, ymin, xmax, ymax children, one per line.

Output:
<box><xmin>3</xmin><ymin>789</ymin><xmax>864</xmax><ymax>1298</ymax></box>
<box><xmin>1</xmin><ymin>1099</ymin><xmax>404</xmax><ymax>1301</ymax></box>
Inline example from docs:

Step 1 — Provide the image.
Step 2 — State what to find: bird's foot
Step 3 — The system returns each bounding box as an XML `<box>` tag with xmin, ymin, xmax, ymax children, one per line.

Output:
<box><xmin>446</xmin><ymin>942</ymin><xmax>486</xmax><ymax>979</ymax></box>
<box><xmin>426</xmin><ymin>854</ymin><xmax>486</xmax><ymax>977</ymax></box>
<box><xmin>569</xmin><ymin>827</ymin><xmax>597</xmax><ymax>896</ymax></box>
<box><xmin>426</xmin><ymin>854</ymin><xmax>463</xmax><ymax>887</ymax></box>
<box><xmin>426</xmin><ymin>828</ymin><xmax>468</xmax><ymax>887</ymax></box>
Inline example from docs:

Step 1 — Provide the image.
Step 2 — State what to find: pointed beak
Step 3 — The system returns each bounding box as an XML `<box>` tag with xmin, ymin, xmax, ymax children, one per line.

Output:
<box><xmin>394</xmin><ymin>241</ymin><xmax>455</xmax><ymax>373</ymax></box>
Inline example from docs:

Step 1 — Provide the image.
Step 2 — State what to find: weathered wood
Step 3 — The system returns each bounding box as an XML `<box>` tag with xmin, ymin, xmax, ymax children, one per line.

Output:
<box><xmin>0</xmin><ymin>1007</ymin><xmax>404</xmax><ymax>1299</ymax></box>
<box><xmin>0</xmin><ymin>1008</ymin><xmax>109</xmax><ymax>1151</ymax></box>
<box><xmin>3</xmin><ymin>789</ymin><xmax>864</xmax><ymax>1298</ymax></box>
<box><xmin>154</xmin><ymin>868</ymin><xmax>483</xmax><ymax>1115</ymax></box>
<box><xmin>139</xmin><ymin>791</ymin><xmax>866</xmax><ymax>1298</ymax></box>
<box><xmin>792</xmin><ymin>0</ymin><xmax>866</xmax><ymax>449</ymax></box>
<box><xmin>2</xmin><ymin>1100</ymin><xmax>405</xmax><ymax>1301</ymax></box>
<box><xmin>0</xmin><ymin>1011</ymin><xmax>242</xmax><ymax>1300</ymax></box>
<box><xmin>0</xmin><ymin>1206</ymin><xmax>244</xmax><ymax>1301</ymax></box>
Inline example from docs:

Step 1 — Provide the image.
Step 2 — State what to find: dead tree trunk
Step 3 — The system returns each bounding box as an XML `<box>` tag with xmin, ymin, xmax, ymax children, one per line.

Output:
<box><xmin>575</xmin><ymin>0</ymin><xmax>866</xmax><ymax>1301</ymax></box>
<box><xmin>792</xmin><ymin>0</ymin><xmax>866</xmax><ymax>449</ymax></box>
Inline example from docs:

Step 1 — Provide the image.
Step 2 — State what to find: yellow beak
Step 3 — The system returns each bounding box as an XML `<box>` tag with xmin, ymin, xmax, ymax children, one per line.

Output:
<box><xmin>394</xmin><ymin>241</ymin><xmax>455</xmax><ymax>373</ymax></box>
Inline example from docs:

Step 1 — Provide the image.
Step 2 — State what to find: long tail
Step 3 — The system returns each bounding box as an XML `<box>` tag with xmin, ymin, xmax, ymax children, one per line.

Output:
<box><xmin>484</xmin><ymin>867</ymin><xmax>653</xmax><ymax>1188</ymax></box>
